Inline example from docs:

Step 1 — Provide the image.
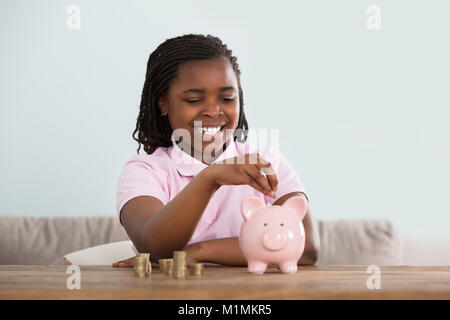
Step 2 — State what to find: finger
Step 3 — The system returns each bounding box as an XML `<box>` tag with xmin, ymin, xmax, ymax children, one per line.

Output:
<box><xmin>255</xmin><ymin>165</ymin><xmax>277</xmax><ymax>193</ymax></box>
<box><xmin>247</xmin><ymin>167</ymin><xmax>274</xmax><ymax>197</ymax></box>
<box><xmin>119</xmin><ymin>261</ymin><xmax>134</xmax><ymax>267</ymax></box>
<box><xmin>255</xmin><ymin>155</ymin><xmax>277</xmax><ymax>190</ymax></box>
<box><xmin>253</xmin><ymin>166</ymin><xmax>274</xmax><ymax>193</ymax></box>
<box><xmin>247</xmin><ymin>176</ymin><xmax>266</xmax><ymax>195</ymax></box>
<box><xmin>112</xmin><ymin>260</ymin><xmax>123</xmax><ymax>267</ymax></box>
<box><xmin>118</xmin><ymin>257</ymin><xmax>135</xmax><ymax>267</ymax></box>
<box><xmin>262</xmin><ymin>168</ymin><xmax>278</xmax><ymax>192</ymax></box>
<box><xmin>112</xmin><ymin>261</ymin><xmax>133</xmax><ymax>268</ymax></box>
<box><xmin>255</xmin><ymin>173</ymin><xmax>272</xmax><ymax>194</ymax></box>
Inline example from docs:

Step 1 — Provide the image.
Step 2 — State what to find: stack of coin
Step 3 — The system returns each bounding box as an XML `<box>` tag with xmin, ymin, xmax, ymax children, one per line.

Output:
<box><xmin>165</xmin><ymin>259</ymin><xmax>174</xmax><ymax>277</ymax></box>
<box><xmin>172</xmin><ymin>251</ymin><xmax>186</xmax><ymax>279</ymax></box>
<box><xmin>189</xmin><ymin>263</ymin><xmax>203</xmax><ymax>276</ymax></box>
<box><xmin>158</xmin><ymin>258</ymin><xmax>172</xmax><ymax>274</ymax></box>
<box><xmin>134</xmin><ymin>253</ymin><xmax>151</xmax><ymax>277</ymax></box>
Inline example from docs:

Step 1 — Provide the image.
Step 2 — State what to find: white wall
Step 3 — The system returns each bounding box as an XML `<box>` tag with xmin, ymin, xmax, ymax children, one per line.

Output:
<box><xmin>1</xmin><ymin>0</ymin><xmax>449</xmax><ymax>242</ymax></box>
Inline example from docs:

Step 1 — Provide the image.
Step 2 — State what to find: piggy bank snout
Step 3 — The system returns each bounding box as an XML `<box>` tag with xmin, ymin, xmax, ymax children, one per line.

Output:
<box><xmin>262</xmin><ymin>230</ymin><xmax>288</xmax><ymax>251</ymax></box>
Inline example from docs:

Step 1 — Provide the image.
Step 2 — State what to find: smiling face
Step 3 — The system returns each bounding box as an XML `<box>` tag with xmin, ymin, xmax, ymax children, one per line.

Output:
<box><xmin>158</xmin><ymin>56</ymin><xmax>240</xmax><ymax>163</ymax></box>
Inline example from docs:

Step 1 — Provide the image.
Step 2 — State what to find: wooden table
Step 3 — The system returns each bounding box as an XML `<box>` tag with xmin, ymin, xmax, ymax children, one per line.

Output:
<box><xmin>0</xmin><ymin>265</ymin><xmax>449</xmax><ymax>299</ymax></box>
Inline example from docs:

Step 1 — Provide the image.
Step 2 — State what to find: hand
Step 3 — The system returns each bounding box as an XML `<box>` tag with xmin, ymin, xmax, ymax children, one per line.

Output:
<box><xmin>112</xmin><ymin>256</ymin><xmax>159</xmax><ymax>268</ymax></box>
<box><xmin>204</xmin><ymin>153</ymin><xmax>278</xmax><ymax>198</ymax></box>
<box><xmin>183</xmin><ymin>242</ymin><xmax>202</xmax><ymax>266</ymax></box>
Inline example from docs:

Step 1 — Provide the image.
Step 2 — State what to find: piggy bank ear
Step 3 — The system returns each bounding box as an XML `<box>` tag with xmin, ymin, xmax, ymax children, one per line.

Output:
<box><xmin>241</xmin><ymin>196</ymin><xmax>266</xmax><ymax>221</ymax></box>
<box><xmin>282</xmin><ymin>196</ymin><xmax>308</xmax><ymax>220</ymax></box>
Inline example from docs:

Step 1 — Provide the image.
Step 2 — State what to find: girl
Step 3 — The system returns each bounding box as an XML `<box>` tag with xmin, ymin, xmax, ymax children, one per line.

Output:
<box><xmin>113</xmin><ymin>34</ymin><xmax>320</xmax><ymax>268</ymax></box>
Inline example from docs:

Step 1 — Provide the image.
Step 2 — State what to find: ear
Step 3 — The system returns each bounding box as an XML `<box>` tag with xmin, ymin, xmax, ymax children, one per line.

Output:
<box><xmin>158</xmin><ymin>96</ymin><xmax>168</xmax><ymax>115</ymax></box>
<box><xmin>282</xmin><ymin>196</ymin><xmax>308</xmax><ymax>221</ymax></box>
<box><xmin>241</xmin><ymin>196</ymin><xmax>266</xmax><ymax>221</ymax></box>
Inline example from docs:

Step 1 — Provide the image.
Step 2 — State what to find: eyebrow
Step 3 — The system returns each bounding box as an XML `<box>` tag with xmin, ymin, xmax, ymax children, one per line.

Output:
<box><xmin>183</xmin><ymin>87</ymin><xmax>236</xmax><ymax>94</ymax></box>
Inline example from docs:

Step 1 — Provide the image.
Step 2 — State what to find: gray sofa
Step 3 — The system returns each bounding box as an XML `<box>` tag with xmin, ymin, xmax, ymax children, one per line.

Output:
<box><xmin>0</xmin><ymin>217</ymin><xmax>401</xmax><ymax>265</ymax></box>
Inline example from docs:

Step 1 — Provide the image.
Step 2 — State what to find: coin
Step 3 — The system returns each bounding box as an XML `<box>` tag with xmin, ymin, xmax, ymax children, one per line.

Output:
<box><xmin>173</xmin><ymin>251</ymin><xmax>186</xmax><ymax>261</ymax></box>
<box><xmin>189</xmin><ymin>263</ymin><xmax>203</xmax><ymax>276</ymax></box>
<box><xmin>158</xmin><ymin>259</ymin><xmax>166</xmax><ymax>273</ymax></box>
<box><xmin>134</xmin><ymin>253</ymin><xmax>151</xmax><ymax>277</ymax></box>
<box><xmin>164</xmin><ymin>259</ymin><xmax>173</xmax><ymax>276</ymax></box>
<box><xmin>172</xmin><ymin>251</ymin><xmax>186</xmax><ymax>279</ymax></box>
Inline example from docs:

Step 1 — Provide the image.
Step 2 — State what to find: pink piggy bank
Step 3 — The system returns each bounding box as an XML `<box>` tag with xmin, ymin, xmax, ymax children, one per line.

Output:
<box><xmin>239</xmin><ymin>195</ymin><xmax>308</xmax><ymax>274</ymax></box>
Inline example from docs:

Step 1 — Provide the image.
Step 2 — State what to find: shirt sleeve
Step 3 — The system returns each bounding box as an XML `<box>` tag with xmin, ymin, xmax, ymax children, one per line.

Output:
<box><xmin>116</xmin><ymin>156</ymin><xmax>169</xmax><ymax>225</ymax></box>
<box><xmin>259</xmin><ymin>149</ymin><xmax>309</xmax><ymax>205</ymax></box>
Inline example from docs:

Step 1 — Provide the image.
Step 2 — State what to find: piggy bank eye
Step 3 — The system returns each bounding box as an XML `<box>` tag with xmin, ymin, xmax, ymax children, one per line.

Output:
<box><xmin>280</xmin><ymin>223</ymin><xmax>284</xmax><ymax>226</ymax></box>
<box><xmin>264</xmin><ymin>223</ymin><xmax>268</xmax><ymax>227</ymax></box>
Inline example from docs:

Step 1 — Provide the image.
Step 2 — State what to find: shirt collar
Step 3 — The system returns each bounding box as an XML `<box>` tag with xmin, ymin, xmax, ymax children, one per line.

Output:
<box><xmin>169</xmin><ymin>135</ymin><xmax>238</xmax><ymax>177</ymax></box>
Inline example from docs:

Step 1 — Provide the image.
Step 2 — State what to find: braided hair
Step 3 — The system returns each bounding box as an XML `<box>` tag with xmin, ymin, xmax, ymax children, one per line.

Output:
<box><xmin>133</xmin><ymin>34</ymin><xmax>249</xmax><ymax>155</ymax></box>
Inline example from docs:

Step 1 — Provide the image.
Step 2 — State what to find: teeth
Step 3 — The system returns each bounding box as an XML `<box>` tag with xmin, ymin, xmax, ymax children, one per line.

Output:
<box><xmin>201</xmin><ymin>126</ymin><xmax>221</xmax><ymax>134</ymax></box>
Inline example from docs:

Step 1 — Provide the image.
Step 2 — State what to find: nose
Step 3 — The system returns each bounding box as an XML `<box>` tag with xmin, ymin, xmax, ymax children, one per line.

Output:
<box><xmin>262</xmin><ymin>230</ymin><xmax>288</xmax><ymax>251</ymax></box>
<box><xmin>203</xmin><ymin>103</ymin><xmax>223</xmax><ymax>117</ymax></box>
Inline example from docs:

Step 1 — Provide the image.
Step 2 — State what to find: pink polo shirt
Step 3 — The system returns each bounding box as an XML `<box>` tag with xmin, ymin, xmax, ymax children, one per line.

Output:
<box><xmin>116</xmin><ymin>138</ymin><xmax>308</xmax><ymax>254</ymax></box>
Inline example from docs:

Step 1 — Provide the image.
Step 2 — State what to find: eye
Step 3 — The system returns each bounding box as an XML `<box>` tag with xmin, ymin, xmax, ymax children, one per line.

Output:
<box><xmin>184</xmin><ymin>99</ymin><xmax>200</xmax><ymax>104</ymax></box>
<box><xmin>280</xmin><ymin>223</ymin><xmax>284</xmax><ymax>227</ymax></box>
<box><xmin>264</xmin><ymin>223</ymin><xmax>267</xmax><ymax>227</ymax></box>
<box><xmin>221</xmin><ymin>97</ymin><xmax>235</xmax><ymax>103</ymax></box>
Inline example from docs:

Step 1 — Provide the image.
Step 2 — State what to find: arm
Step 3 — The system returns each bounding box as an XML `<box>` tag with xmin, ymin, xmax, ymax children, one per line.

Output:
<box><xmin>120</xmin><ymin>168</ymin><xmax>220</xmax><ymax>262</ymax></box>
<box><xmin>188</xmin><ymin>192</ymin><xmax>321</xmax><ymax>266</ymax></box>
<box><xmin>121</xmin><ymin>152</ymin><xmax>278</xmax><ymax>264</ymax></box>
